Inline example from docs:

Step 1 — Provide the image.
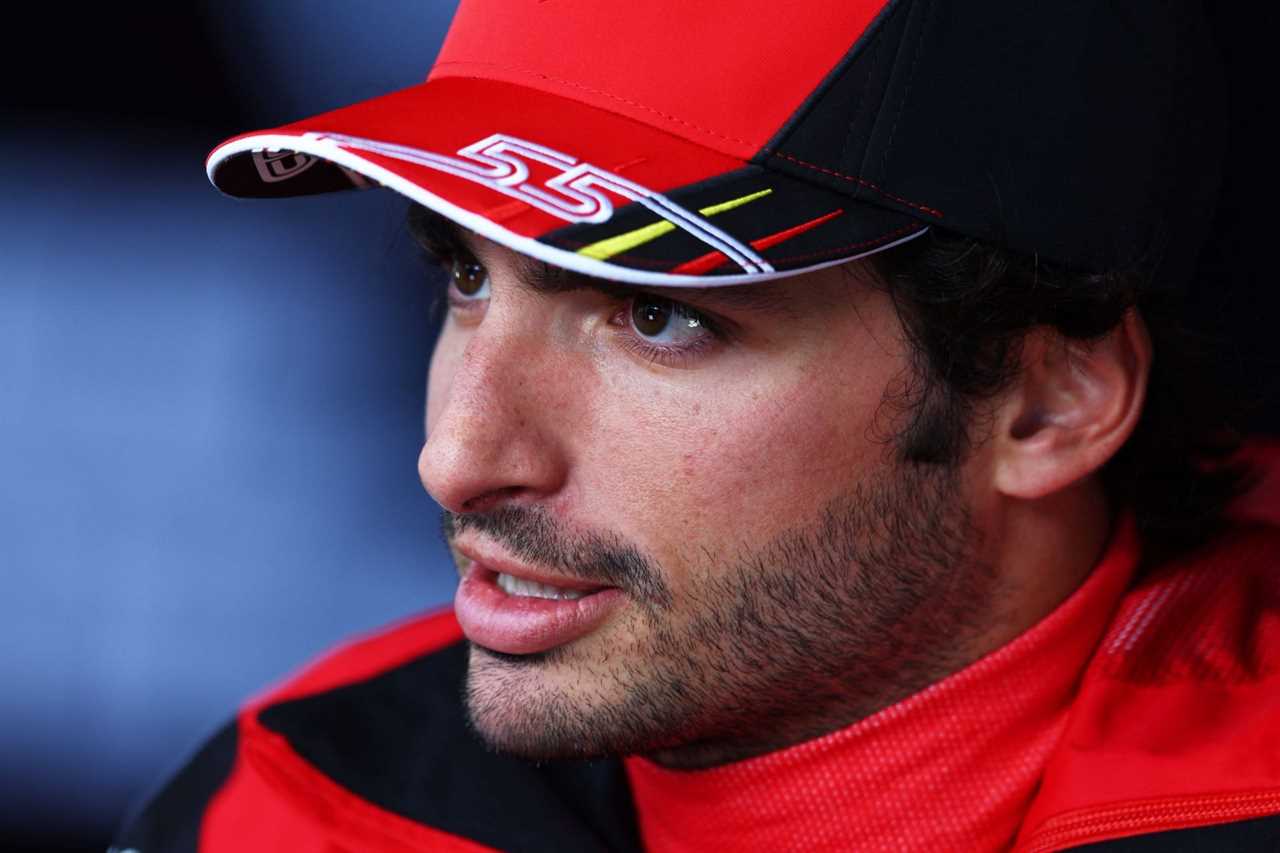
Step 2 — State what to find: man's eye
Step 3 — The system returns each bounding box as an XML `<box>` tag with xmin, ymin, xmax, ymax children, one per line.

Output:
<box><xmin>450</xmin><ymin>257</ymin><xmax>490</xmax><ymax>300</ymax></box>
<box><xmin>629</xmin><ymin>296</ymin><xmax>707</xmax><ymax>344</ymax></box>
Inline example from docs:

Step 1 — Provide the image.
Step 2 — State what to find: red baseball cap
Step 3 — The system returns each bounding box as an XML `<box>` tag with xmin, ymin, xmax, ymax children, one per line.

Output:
<box><xmin>207</xmin><ymin>0</ymin><xmax>1223</xmax><ymax>288</ymax></box>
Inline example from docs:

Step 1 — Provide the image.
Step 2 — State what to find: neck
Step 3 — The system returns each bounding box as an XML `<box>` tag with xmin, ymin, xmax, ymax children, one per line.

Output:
<box><xmin>983</xmin><ymin>478</ymin><xmax>1113</xmax><ymax>655</ymax></box>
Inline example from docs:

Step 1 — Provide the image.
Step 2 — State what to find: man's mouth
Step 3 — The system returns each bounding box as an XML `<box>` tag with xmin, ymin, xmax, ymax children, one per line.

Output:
<box><xmin>454</xmin><ymin>562</ymin><xmax>624</xmax><ymax>655</ymax></box>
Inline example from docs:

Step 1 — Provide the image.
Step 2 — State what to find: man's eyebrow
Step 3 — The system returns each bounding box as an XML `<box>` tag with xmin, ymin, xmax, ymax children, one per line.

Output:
<box><xmin>512</xmin><ymin>253</ymin><xmax>611</xmax><ymax>296</ymax></box>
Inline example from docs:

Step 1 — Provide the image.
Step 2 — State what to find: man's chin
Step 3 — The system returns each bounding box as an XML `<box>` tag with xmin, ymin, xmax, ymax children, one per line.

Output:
<box><xmin>463</xmin><ymin>643</ymin><xmax>644</xmax><ymax>761</ymax></box>
<box><xmin>464</xmin><ymin>692</ymin><xmax>610</xmax><ymax>762</ymax></box>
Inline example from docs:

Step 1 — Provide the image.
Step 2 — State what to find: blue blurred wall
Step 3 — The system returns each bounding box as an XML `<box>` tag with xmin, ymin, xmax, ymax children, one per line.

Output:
<box><xmin>1</xmin><ymin>1</ymin><xmax>459</xmax><ymax>842</ymax></box>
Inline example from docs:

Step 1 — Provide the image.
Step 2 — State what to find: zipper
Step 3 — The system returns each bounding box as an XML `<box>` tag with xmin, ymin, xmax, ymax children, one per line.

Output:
<box><xmin>1018</xmin><ymin>790</ymin><xmax>1280</xmax><ymax>853</ymax></box>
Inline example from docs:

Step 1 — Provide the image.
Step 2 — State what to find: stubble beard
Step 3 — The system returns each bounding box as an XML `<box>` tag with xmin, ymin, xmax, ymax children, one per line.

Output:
<box><xmin>449</xmin><ymin>459</ymin><xmax>1000</xmax><ymax>768</ymax></box>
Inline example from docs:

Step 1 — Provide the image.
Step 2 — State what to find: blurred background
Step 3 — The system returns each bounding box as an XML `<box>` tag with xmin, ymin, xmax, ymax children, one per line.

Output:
<box><xmin>1</xmin><ymin>2</ymin><xmax>1276</xmax><ymax>851</ymax></box>
<box><xmin>2</xmin><ymin>3</ymin><xmax>459</xmax><ymax>850</ymax></box>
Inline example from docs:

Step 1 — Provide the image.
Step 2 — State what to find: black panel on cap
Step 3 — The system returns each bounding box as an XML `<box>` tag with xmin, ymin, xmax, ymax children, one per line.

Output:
<box><xmin>762</xmin><ymin>0</ymin><xmax>1226</xmax><ymax>284</ymax></box>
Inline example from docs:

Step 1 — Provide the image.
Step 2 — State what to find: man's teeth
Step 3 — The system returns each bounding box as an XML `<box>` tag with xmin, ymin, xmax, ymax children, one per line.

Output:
<box><xmin>496</xmin><ymin>572</ymin><xmax>586</xmax><ymax>600</ymax></box>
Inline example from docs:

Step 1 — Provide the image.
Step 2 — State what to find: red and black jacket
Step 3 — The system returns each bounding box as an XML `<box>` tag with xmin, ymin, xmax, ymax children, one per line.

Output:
<box><xmin>115</xmin><ymin>462</ymin><xmax>1280</xmax><ymax>852</ymax></box>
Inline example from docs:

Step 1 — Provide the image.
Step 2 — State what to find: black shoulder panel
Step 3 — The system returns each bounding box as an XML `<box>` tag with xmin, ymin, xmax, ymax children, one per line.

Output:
<box><xmin>258</xmin><ymin>640</ymin><xmax>642</xmax><ymax>853</ymax></box>
<box><xmin>112</xmin><ymin>720</ymin><xmax>239</xmax><ymax>853</ymax></box>
<box><xmin>1068</xmin><ymin>814</ymin><xmax>1280</xmax><ymax>852</ymax></box>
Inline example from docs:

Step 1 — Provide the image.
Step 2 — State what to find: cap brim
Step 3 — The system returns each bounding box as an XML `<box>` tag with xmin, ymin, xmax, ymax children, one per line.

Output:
<box><xmin>208</xmin><ymin>77</ymin><xmax>926</xmax><ymax>287</ymax></box>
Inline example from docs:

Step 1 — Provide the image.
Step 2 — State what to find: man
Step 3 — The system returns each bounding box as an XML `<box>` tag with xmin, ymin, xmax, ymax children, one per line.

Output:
<box><xmin>116</xmin><ymin>0</ymin><xmax>1280</xmax><ymax>850</ymax></box>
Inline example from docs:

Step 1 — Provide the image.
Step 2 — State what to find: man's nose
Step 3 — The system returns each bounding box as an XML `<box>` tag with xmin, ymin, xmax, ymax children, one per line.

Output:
<box><xmin>419</xmin><ymin>321</ymin><xmax>569</xmax><ymax>514</ymax></box>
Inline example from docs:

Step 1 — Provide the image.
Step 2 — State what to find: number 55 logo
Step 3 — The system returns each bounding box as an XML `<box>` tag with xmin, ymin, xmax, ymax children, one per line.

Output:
<box><xmin>306</xmin><ymin>131</ymin><xmax>771</xmax><ymax>274</ymax></box>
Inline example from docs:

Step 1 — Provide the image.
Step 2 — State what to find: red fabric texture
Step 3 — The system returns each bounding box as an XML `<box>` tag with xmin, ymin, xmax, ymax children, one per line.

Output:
<box><xmin>1015</xmin><ymin>475</ymin><xmax>1280</xmax><ymax>849</ymax></box>
<box><xmin>430</xmin><ymin>0</ymin><xmax>890</xmax><ymax>160</ymax></box>
<box><xmin>624</xmin><ymin>518</ymin><xmax>1141</xmax><ymax>853</ymax></box>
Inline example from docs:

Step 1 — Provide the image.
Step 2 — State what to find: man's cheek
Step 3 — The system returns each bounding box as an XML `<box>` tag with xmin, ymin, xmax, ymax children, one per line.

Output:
<box><xmin>588</xmin><ymin>414</ymin><xmax>829</xmax><ymax>549</ymax></box>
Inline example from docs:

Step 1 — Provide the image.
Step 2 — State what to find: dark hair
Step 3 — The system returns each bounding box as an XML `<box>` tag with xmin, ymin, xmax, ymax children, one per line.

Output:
<box><xmin>868</xmin><ymin>229</ymin><xmax>1252</xmax><ymax>561</ymax></box>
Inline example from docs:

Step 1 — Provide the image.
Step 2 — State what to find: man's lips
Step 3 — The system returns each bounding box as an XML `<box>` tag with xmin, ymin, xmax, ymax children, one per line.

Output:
<box><xmin>452</xmin><ymin>552</ymin><xmax>625</xmax><ymax>655</ymax></box>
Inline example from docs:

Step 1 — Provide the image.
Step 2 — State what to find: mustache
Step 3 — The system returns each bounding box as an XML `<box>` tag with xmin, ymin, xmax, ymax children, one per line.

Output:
<box><xmin>442</xmin><ymin>506</ymin><xmax>673</xmax><ymax>610</ymax></box>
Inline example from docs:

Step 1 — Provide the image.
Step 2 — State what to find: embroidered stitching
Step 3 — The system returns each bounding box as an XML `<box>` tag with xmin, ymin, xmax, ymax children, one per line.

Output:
<box><xmin>769</xmin><ymin>151</ymin><xmax>943</xmax><ymax>217</ymax></box>
<box><xmin>881</xmin><ymin>0</ymin><xmax>933</xmax><ymax>176</ymax></box>
<box><xmin>432</xmin><ymin>60</ymin><xmax>754</xmax><ymax>149</ymax></box>
<box><xmin>841</xmin><ymin>25</ymin><xmax>884</xmax><ymax>172</ymax></box>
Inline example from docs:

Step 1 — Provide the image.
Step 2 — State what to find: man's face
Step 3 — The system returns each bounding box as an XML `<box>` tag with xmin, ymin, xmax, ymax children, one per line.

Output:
<box><xmin>420</xmin><ymin>235</ymin><xmax>1000</xmax><ymax>767</ymax></box>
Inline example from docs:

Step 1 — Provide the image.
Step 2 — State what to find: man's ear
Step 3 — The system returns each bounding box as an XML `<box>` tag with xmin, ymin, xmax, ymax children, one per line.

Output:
<box><xmin>993</xmin><ymin>310</ymin><xmax>1152</xmax><ymax>500</ymax></box>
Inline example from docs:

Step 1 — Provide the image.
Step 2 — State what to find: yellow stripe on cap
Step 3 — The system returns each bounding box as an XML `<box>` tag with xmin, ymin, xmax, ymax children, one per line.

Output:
<box><xmin>577</xmin><ymin>188</ymin><xmax>773</xmax><ymax>261</ymax></box>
